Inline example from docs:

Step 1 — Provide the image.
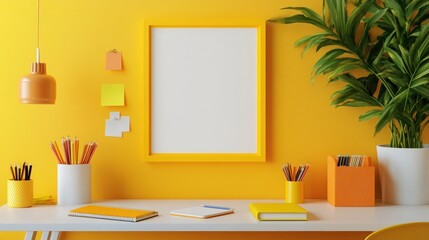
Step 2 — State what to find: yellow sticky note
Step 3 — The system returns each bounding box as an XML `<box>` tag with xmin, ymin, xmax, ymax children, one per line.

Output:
<box><xmin>106</xmin><ymin>51</ymin><xmax>123</xmax><ymax>70</ymax></box>
<box><xmin>101</xmin><ymin>84</ymin><xmax>125</xmax><ymax>106</ymax></box>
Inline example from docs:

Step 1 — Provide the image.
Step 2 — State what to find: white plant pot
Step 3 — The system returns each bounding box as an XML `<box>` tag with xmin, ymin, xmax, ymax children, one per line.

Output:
<box><xmin>376</xmin><ymin>144</ymin><xmax>429</xmax><ymax>205</ymax></box>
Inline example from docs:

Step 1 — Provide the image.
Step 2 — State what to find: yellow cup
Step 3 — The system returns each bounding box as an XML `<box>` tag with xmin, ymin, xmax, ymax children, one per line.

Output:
<box><xmin>7</xmin><ymin>179</ymin><xmax>33</xmax><ymax>208</ymax></box>
<box><xmin>285</xmin><ymin>180</ymin><xmax>304</xmax><ymax>203</ymax></box>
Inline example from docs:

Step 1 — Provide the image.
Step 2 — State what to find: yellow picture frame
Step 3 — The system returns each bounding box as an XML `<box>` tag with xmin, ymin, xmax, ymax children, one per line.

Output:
<box><xmin>143</xmin><ymin>19</ymin><xmax>266</xmax><ymax>162</ymax></box>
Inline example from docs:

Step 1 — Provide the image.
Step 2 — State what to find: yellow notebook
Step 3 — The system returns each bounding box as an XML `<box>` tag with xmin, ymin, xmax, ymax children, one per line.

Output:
<box><xmin>249</xmin><ymin>203</ymin><xmax>308</xmax><ymax>221</ymax></box>
<box><xmin>69</xmin><ymin>205</ymin><xmax>158</xmax><ymax>222</ymax></box>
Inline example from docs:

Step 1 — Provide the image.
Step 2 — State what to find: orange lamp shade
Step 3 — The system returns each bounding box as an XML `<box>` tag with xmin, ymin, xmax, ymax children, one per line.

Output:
<box><xmin>19</xmin><ymin>62</ymin><xmax>56</xmax><ymax>104</ymax></box>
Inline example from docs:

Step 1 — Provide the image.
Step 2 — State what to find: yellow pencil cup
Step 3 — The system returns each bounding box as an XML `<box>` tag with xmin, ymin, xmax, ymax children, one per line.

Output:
<box><xmin>7</xmin><ymin>179</ymin><xmax>33</xmax><ymax>208</ymax></box>
<box><xmin>285</xmin><ymin>180</ymin><xmax>304</xmax><ymax>203</ymax></box>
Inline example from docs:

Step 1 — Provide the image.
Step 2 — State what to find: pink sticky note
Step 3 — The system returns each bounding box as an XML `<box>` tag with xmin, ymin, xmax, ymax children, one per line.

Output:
<box><xmin>106</xmin><ymin>51</ymin><xmax>122</xmax><ymax>70</ymax></box>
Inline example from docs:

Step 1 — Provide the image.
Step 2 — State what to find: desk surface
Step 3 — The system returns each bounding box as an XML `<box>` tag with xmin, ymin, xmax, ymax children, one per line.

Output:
<box><xmin>1</xmin><ymin>199</ymin><xmax>429</xmax><ymax>232</ymax></box>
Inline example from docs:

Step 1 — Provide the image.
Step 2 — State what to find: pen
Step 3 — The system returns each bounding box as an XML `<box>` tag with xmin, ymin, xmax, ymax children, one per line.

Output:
<box><xmin>201</xmin><ymin>205</ymin><xmax>232</xmax><ymax>210</ymax></box>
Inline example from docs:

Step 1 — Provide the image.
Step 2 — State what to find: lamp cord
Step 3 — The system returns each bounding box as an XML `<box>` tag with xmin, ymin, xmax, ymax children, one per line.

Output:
<box><xmin>36</xmin><ymin>0</ymin><xmax>40</xmax><ymax>63</ymax></box>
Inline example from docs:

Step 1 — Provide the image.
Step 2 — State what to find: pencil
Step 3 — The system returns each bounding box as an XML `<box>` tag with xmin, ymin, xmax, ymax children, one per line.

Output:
<box><xmin>75</xmin><ymin>137</ymin><xmax>79</xmax><ymax>165</ymax></box>
<box><xmin>23</xmin><ymin>163</ymin><xmax>27</xmax><ymax>180</ymax></box>
<box><xmin>28</xmin><ymin>164</ymin><xmax>32</xmax><ymax>180</ymax></box>
<box><xmin>50</xmin><ymin>142</ymin><xmax>63</xmax><ymax>164</ymax></box>
<box><xmin>24</xmin><ymin>164</ymin><xmax>27</xmax><ymax>180</ymax></box>
<box><xmin>71</xmin><ymin>140</ymin><xmax>75</xmax><ymax>164</ymax></box>
<box><xmin>299</xmin><ymin>164</ymin><xmax>310</xmax><ymax>181</ymax></box>
<box><xmin>282</xmin><ymin>162</ymin><xmax>310</xmax><ymax>181</ymax></box>
<box><xmin>80</xmin><ymin>144</ymin><xmax>88</xmax><ymax>164</ymax></box>
<box><xmin>53</xmin><ymin>141</ymin><xmax>65</xmax><ymax>164</ymax></box>
<box><xmin>10</xmin><ymin>164</ymin><xmax>16</xmax><ymax>180</ymax></box>
<box><xmin>282</xmin><ymin>165</ymin><xmax>288</xmax><ymax>180</ymax></box>
<box><xmin>86</xmin><ymin>142</ymin><xmax>98</xmax><ymax>164</ymax></box>
<box><xmin>68</xmin><ymin>137</ymin><xmax>72</xmax><ymax>164</ymax></box>
<box><xmin>51</xmin><ymin>136</ymin><xmax>98</xmax><ymax>165</ymax></box>
<box><xmin>295</xmin><ymin>165</ymin><xmax>303</xmax><ymax>181</ymax></box>
<box><xmin>82</xmin><ymin>143</ymin><xmax>91</xmax><ymax>164</ymax></box>
<box><xmin>62</xmin><ymin>138</ymin><xmax>67</xmax><ymax>164</ymax></box>
<box><xmin>66</xmin><ymin>137</ymin><xmax>71</xmax><ymax>164</ymax></box>
<box><xmin>14</xmin><ymin>164</ymin><xmax>18</xmax><ymax>180</ymax></box>
<box><xmin>84</xmin><ymin>142</ymin><xmax>94</xmax><ymax>164</ymax></box>
<box><xmin>20</xmin><ymin>163</ymin><xmax>24</xmax><ymax>180</ymax></box>
<box><xmin>292</xmin><ymin>166</ymin><xmax>296</xmax><ymax>181</ymax></box>
<box><xmin>65</xmin><ymin>137</ymin><xmax>70</xmax><ymax>164</ymax></box>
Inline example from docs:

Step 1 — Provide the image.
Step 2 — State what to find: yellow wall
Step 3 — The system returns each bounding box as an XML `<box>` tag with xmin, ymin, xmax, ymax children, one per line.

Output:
<box><xmin>0</xmin><ymin>0</ymin><xmax>418</xmax><ymax>239</ymax></box>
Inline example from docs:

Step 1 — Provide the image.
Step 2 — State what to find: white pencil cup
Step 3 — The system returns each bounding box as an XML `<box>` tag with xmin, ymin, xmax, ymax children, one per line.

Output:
<box><xmin>57</xmin><ymin>164</ymin><xmax>91</xmax><ymax>205</ymax></box>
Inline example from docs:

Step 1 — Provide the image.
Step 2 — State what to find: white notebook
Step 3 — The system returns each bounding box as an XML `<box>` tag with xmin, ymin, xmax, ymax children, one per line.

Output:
<box><xmin>170</xmin><ymin>205</ymin><xmax>234</xmax><ymax>219</ymax></box>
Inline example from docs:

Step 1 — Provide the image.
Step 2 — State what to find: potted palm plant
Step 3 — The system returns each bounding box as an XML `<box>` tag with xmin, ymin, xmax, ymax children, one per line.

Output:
<box><xmin>270</xmin><ymin>0</ymin><xmax>429</xmax><ymax>205</ymax></box>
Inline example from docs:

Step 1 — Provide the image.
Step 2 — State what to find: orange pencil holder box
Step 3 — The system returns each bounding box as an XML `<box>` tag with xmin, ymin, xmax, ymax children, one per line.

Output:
<box><xmin>327</xmin><ymin>155</ymin><xmax>375</xmax><ymax>207</ymax></box>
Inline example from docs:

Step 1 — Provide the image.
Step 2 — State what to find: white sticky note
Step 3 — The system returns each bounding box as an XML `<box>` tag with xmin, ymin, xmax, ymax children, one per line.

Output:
<box><xmin>110</xmin><ymin>112</ymin><xmax>121</xmax><ymax>120</ymax></box>
<box><xmin>105</xmin><ymin>112</ymin><xmax>131</xmax><ymax>138</ymax></box>
<box><xmin>105</xmin><ymin>119</ymin><xmax>123</xmax><ymax>137</ymax></box>
<box><xmin>119</xmin><ymin>116</ymin><xmax>130</xmax><ymax>132</ymax></box>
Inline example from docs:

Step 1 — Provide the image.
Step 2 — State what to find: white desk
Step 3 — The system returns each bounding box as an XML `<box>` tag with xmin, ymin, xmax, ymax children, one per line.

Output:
<box><xmin>1</xmin><ymin>199</ymin><xmax>429</xmax><ymax>240</ymax></box>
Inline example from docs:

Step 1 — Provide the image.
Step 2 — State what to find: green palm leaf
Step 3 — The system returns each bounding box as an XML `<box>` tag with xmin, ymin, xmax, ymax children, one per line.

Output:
<box><xmin>313</xmin><ymin>49</ymin><xmax>350</xmax><ymax>73</ymax></box>
<box><xmin>271</xmin><ymin>0</ymin><xmax>429</xmax><ymax>148</ymax></box>
<box><xmin>413</xmin><ymin>62</ymin><xmax>429</xmax><ymax>80</ymax></box>
<box><xmin>359</xmin><ymin>8</ymin><xmax>388</xmax><ymax>53</ymax></box>
<box><xmin>359</xmin><ymin>109</ymin><xmax>382</xmax><ymax>121</ymax></box>
<box><xmin>346</xmin><ymin>0</ymin><xmax>373</xmax><ymax>47</ymax></box>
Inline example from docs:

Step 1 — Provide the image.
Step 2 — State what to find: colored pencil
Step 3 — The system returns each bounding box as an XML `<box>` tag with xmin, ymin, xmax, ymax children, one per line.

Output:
<box><xmin>50</xmin><ymin>136</ymin><xmax>97</xmax><ymax>165</ymax></box>
<box><xmin>282</xmin><ymin>162</ymin><xmax>310</xmax><ymax>181</ymax></box>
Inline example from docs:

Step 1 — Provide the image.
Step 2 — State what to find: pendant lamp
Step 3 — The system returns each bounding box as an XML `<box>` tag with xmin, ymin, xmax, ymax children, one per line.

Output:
<box><xmin>19</xmin><ymin>0</ymin><xmax>56</xmax><ymax>104</ymax></box>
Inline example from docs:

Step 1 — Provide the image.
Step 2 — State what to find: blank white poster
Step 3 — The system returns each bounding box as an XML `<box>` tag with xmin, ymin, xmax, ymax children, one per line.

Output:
<box><xmin>150</xmin><ymin>27</ymin><xmax>258</xmax><ymax>153</ymax></box>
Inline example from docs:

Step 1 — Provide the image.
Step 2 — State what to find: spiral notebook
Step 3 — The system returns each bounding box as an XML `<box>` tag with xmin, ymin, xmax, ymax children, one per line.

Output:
<box><xmin>69</xmin><ymin>205</ymin><xmax>158</xmax><ymax>222</ymax></box>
